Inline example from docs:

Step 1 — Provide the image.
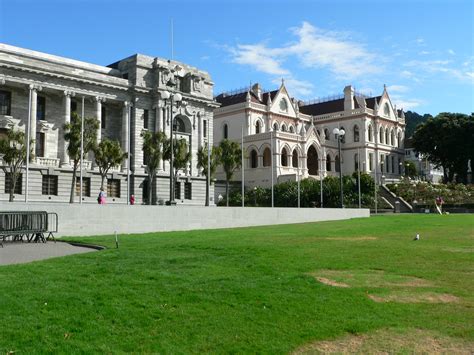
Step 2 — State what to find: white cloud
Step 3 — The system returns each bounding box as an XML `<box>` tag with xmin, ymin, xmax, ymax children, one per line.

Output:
<box><xmin>271</xmin><ymin>77</ymin><xmax>314</xmax><ymax>97</ymax></box>
<box><xmin>230</xmin><ymin>44</ymin><xmax>289</xmax><ymax>76</ymax></box>
<box><xmin>405</xmin><ymin>59</ymin><xmax>473</xmax><ymax>82</ymax></box>
<box><xmin>448</xmin><ymin>49</ymin><xmax>455</xmax><ymax>55</ymax></box>
<box><xmin>391</xmin><ymin>95</ymin><xmax>423</xmax><ymax>110</ymax></box>
<box><xmin>387</xmin><ymin>85</ymin><xmax>410</xmax><ymax>93</ymax></box>
<box><xmin>415</xmin><ymin>37</ymin><xmax>425</xmax><ymax>45</ymax></box>
<box><xmin>419</xmin><ymin>51</ymin><xmax>430</xmax><ymax>55</ymax></box>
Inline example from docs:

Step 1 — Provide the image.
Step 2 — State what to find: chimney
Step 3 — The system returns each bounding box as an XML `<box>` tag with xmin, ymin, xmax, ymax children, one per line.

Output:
<box><xmin>344</xmin><ymin>85</ymin><xmax>354</xmax><ymax>111</ymax></box>
<box><xmin>251</xmin><ymin>83</ymin><xmax>263</xmax><ymax>101</ymax></box>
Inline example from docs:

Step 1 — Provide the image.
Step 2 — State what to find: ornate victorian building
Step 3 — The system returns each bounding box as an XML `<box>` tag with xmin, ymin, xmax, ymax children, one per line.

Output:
<box><xmin>214</xmin><ymin>82</ymin><xmax>406</xmax><ymax>188</ymax></box>
<box><xmin>0</xmin><ymin>43</ymin><xmax>217</xmax><ymax>204</ymax></box>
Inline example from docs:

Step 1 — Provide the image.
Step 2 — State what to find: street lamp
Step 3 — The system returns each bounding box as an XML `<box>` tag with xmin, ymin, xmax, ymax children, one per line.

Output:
<box><xmin>161</xmin><ymin>87</ymin><xmax>183</xmax><ymax>206</ymax></box>
<box><xmin>333</xmin><ymin>127</ymin><xmax>345</xmax><ymax>208</ymax></box>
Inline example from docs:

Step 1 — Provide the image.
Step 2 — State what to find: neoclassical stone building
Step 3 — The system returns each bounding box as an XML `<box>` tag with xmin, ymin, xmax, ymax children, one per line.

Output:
<box><xmin>0</xmin><ymin>43</ymin><xmax>217</xmax><ymax>204</ymax></box>
<box><xmin>214</xmin><ymin>82</ymin><xmax>405</xmax><ymax>188</ymax></box>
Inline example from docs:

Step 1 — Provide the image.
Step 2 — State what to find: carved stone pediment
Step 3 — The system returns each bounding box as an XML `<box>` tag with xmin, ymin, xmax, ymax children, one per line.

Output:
<box><xmin>38</xmin><ymin>120</ymin><xmax>55</xmax><ymax>133</ymax></box>
<box><xmin>0</xmin><ymin>115</ymin><xmax>20</xmax><ymax>130</ymax></box>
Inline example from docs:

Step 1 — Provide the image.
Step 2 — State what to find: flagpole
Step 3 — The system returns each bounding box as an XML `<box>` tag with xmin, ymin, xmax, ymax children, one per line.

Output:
<box><xmin>358</xmin><ymin>147</ymin><xmax>361</xmax><ymax>208</ymax></box>
<box><xmin>207</xmin><ymin>114</ymin><xmax>211</xmax><ymax>206</ymax></box>
<box><xmin>271</xmin><ymin>130</ymin><xmax>274</xmax><ymax>208</ymax></box>
<box><xmin>25</xmin><ymin>87</ymin><xmax>32</xmax><ymax>203</ymax></box>
<box><xmin>80</xmin><ymin>96</ymin><xmax>84</xmax><ymax>204</ymax></box>
<box><xmin>320</xmin><ymin>154</ymin><xmax>323</xmax><ymax>208</ymax></box>
<box><xmin>297</xmin><ymin>136</ymin><xmax>300</xmax><ymax>208</ymax></box>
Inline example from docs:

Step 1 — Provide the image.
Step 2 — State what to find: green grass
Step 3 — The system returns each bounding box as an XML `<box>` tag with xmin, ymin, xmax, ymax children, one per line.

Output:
<box><xmin>1</xmin><ymin>215</ymin><xmax>473</xmax><ymax>353</ymax></box>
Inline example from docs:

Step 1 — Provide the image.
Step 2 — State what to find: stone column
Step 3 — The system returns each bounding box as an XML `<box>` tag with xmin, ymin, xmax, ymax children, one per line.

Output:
<box><xmin>29</xmin><ymin>85</ymin><xmax>40</xmax><ymax>155</ymax></box>
<box><xmin>95</xmin><ymin>97</ymin><xmax>103</xmax><ymax>145</ymax></box>
<box><xmin>122</xmin><ymin>101</ymin><xmax>130</xmax><ymax>171</ymax></box>
<box><xmin>246</xmin><ymin>111</ymin><xmax>251</xmax><ymax>135</ymax></box>
<box><xmin>155</xmin><ymin>101</ymin><xmax>162</xmax><ymax>132</ymax></box>
<box><xmin>61</xmin><ymin>90</ymin><xmax>74</xmax><ymax>166</ymax></box>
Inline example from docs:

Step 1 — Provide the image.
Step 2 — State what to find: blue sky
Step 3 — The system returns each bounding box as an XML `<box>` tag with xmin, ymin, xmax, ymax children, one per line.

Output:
<box><xmin>0</xmin><ymin>0</ymin><xmax>472</xmax><ymax>115</ymax></box>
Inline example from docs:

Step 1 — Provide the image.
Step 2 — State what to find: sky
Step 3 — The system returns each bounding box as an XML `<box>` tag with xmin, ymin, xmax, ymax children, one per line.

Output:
<box><xmin>0</xmin><ymin>0</ymin><xmax>472</xmax><ymax>116</ymax></box>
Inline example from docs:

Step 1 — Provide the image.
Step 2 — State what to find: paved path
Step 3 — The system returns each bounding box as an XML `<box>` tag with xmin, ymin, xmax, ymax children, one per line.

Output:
<box><xmin>0</xmin><ymin>242</ymin><xmax>98</xmax><ymax>266</ymax></box>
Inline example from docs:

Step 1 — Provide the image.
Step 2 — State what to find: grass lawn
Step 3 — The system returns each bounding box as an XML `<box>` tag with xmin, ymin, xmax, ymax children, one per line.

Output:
<box><xmin>1</xmin><ymin>214</ymin><xmax>473</xmax><ymax>353</ymax></box>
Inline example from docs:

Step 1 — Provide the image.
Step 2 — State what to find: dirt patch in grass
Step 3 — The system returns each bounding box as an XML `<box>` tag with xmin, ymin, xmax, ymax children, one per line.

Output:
<box><xmin>310</xmin><ymin>269</ymin><xmax>433</xmax><ymax>288</ymax></box>
<box><xmin>292</xmin><ymin>328</ymin><xmax>474</xmax><ymax>354</ymax></box>
<box><xmin>324</xmin><ymin>236</ymin><xmax>378</xmax><ymax>241</ymax></box>
<box><xmin>443</xmin><ymin>247</ymin><xmax>474</xmax><ymax>253</ymax></box>
<box><xmin>368</xmin><ymin>292</ymin><xmax>460</xmax><ymax>304</ymax></box>
<box><xmin>315</xmin><ymin>277</ymin><xmax>350</xmax><ymax>288</ymax></box>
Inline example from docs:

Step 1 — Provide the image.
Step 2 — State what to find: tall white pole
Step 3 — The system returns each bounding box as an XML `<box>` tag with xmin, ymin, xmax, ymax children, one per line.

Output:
<box><xmin>207</xmin><ymin>114</ymin><xmax>211</xmax><ymax>206</ymax></box>
<box><xmin>358</xmin><ymin>147</ymin><xmax>361</xmax><ymax>209</ymax></box>
<box><xmin>320</xmin><ymin>156</ymin><xmax>323</xmax><ymax>208</ymax></box>
<box><xmin>241</xmin><ymin>123</ymin><xmax>244</xmax><ymax>207</ymax></box>
<box><xmin>297</xmin><ymin>136</ymin><xmax>300</xmax><ymax>208</ymax></box>
<box><xmin>374</xmin><ymin>151</ymin><xmax>378</xmax><ymax>214</ymax></box>
<box><xmin>80</xmin><ymin>96</ymin><xmax>84</xmax><ymax>204</ymax></box>
<box><xmin>271</xmin><ymin>130</ymin><xmax>274</xmax><ymax>208</ymax></box>
<box><xmin>25</xmin><ymin>87</ymin><xmax>32</xmax><ymax>203</ymax></box>
<box><xmin>127</xmin><ymin>104</ymin><xmax>131</xmax><ymax>205</ymax></box>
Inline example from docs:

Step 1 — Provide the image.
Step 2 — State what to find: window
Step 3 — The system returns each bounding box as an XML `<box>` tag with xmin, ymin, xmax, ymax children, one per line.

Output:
<box><xmin>255</xmin><ymin>121</ymin><xmax>261</xmax><ymax>134</ymax></box>
<box><xmin>75</xmin><ymin>177</ymin><xmax>91</xmax><ymax>197</ymax></box>
<box><xmin>398</xmin><ymin>132</ymin><xmax>402</xmax><ymax>148</ymax></box>
<box><xmin>0</xmin><ymin>90</ymin><xmax>11</xmax><ymax>115</ymax></box>
<box><xmin>37</xmin><ymin>96</ymin><xmax>46</xmax><ymax>121</ymax></box>
<box><xmin>223</xmin><ymin>124</ymin><xmax>228</xmax><ymax>139</ymax></box>
<box><xmin>386</xmin><ymin>155</ymin><xmax>390</xmax><ymax>173</ymax></box>
<box><xmin>175</xmin><ymin>117</ymin><xmax>187</xmax><ymax>133</ymax></box>
<box><xmin>326</xmin><ymin>154</ymin><xmax>331</xmax><ymax>171</ymax></box>
<box><xmin>354</xmin><ymin>154</ymin><xmax>359</xmax><ymax>171</ymax></box>
<box><xmin>175</xmin><ymin>181</ymin><xmax>181</xmax><ymax>199</ymax></box>
<box><xmin>324</xmin><ymin>129</ymin><xmax>329</xmax><ymax>140</ymax></box>
<box><xmin>122</xmin><ymin>73</ymin><xmax>129</xmax><ymax>80</ymax></box>
<box><xmin>379</xmin><ymin>127</ymin><xmax>384</xmax><ymax>143</ymax></box>
<box><xmin>184</xmin><ymin>182</ymin><xmax>192</xmax><ymax>199</ymax></box>
<box><xmin>36</xmin><ymin>132</ymin><xmax>45</xmax><ymax>157</ymax></box>
<box><xmin>335</xmin><ymin>155</ymin><xmax>340</xmax><ymax>172</ymax></box>
<box><xmin>71</xmin><ymin>101</ymin><xmax>77</xmax><ymax>113</ymax></box>
<box><xmin>42</xmin><ymin>175</ymin><xmax>58</xmax><ymax>195</ymax></box>
<box><xmin>281</xmin><ymin>124</ymin><xmax>287</xmax><ymax>132</ymax></box>
<box><xmin>107</xmin><ymin>179</ymin><xmax>121</xmax><ymax>198</ymax></box>
<box><xmin>340</xmin><ymin>126</ymin><xmax>346</xmax><ymax>143</ymax></box>
<box><xmin>203</xmin><ymin>120</ymin><xmax>207</xmax><ymax>137</ymax></box>
<box><xmin>142</xmin><ymin>179</ymin><xmax>149</xmax><ymax>204</ymax></box>
<box><xmin>369</xmin><ymin>153</ymin><xmax>373</xmax><ymax>171</ymax></box>
<box><xmin>273</xmin><ymin>122</ymin><xmax>278</xmax><ymax>131</ymax></box>
<box><xmin>353</xmin><ymin>125</ymin><xmax>360</xmax><ymax>142</ymax></box>
<box><xmin>279</xmin><ymin>98</ymin><xmax>288</xmax><ymax>112</ymax></box>
<box><xmin>5</xmin><ymin>173</ymin><xmax>22</xmax><ymax>194</ymax></box>
<box><xmin>250</xmin><ymin>149</ymin><xmax>258</xmax><ymax>168</ymax></box>
<box><xmin>101</xmin><ymin>106</ymin><xmax>106</xmax><ymax>129</ymax></box>
<box><xmin>385</xmin><ymin>128</ymin><xmax>389</xmax><ymax>145</ymax></box>
<box><xmin>384</xmin><ymin>103</ymin><xmax>390</xmax><ymax>116</ymax></box>
<box><xmin>143</xmin><ymin>109</ymin><xmax>149</xmax><ymax>129</ymax></box>
<box><xmin>263</xmin><ymin>147</ymin><xmax>271</xmax><ymax>167</ymax></box>
<box><xmin>281</xmin><ymin>147</ymin><xmax>288</xmax><ymax>167</ymax></box>
<box><xmin>391</xmin><ymin>156</ymin><xmax>395</xmax><ymax>173</ymax></box>
<box><xmin>368</xmin><ymin>124</ymin><xmax>373</xmax><ymax>142</ymax></box>
<box><xmin>390</xmin><ymin>130</ymin><xmax>395</xmax><ymax>146</ymax></box>
<box><xmin>292</xmin><ymin>150</ymin><xmax>298</xmax><ymax>167</ymax></box>
<box><xmin>289</xmin><ymin>126</ymin><xmax>294</xmax><ymax>133</ymax></box>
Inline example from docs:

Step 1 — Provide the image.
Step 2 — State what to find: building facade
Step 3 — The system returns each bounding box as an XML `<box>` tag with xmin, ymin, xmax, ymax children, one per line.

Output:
<box><xmin>0</xmin><ymin>43</ymin><xmax>217</xmax><ymax>204</ymax></box>
<box><xmin>404</xmin><ymin>138</ymin><xmax>443</xmax><ymax>183</ymax></box>
<box><xmin>214</xmin><ymin>82</ymin><xmax>406</xmax><ymax>189</ymax></box>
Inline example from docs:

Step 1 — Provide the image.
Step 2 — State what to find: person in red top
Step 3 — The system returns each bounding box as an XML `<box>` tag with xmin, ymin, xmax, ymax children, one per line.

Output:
<box><xmin>130</xmin><ymin>194</ymin><xmax>135</xmax><ymax>205</ymax></box>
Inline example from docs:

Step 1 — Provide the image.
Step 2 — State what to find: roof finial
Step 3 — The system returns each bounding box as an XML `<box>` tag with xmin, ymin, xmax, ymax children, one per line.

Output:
<box><xmin>383</xmin><ymin>84</ymin><xmax>387</xmax><ymax>91</ymax></box>
<box><xmin>281</xmin><ymin>78</ymin><xmax>285</xmax><ymax>86</ymax></box>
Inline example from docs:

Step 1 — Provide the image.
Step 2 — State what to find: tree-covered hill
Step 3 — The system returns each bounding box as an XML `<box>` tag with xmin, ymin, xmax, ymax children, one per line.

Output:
<box><xmin>404</xmin><ymin>110</ymin><xmax>433</xmax><ymax>138</ymax></box>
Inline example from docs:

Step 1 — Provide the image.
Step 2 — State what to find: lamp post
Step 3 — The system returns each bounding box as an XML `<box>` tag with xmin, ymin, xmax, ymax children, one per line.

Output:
<box><xmin>333</xmin><ymin>127</ymin><xmax>345</xmax><ymax>208</ymax></box>
<box><xmin>357</xmin><ymin>147</ymin><xmax>361</xmax><ymax>209</ymax></box>
<box><xmin>161</xmin><ymin>88</ymin><xmax>183</xmax><ymax>205</ymax></box>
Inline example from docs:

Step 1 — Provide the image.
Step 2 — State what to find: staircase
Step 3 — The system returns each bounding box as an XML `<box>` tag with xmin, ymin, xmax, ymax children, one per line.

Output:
<box><xmin>379</xmin><ymin>185</ymin><xmax>413</xmax><ymax>213</ymax></box>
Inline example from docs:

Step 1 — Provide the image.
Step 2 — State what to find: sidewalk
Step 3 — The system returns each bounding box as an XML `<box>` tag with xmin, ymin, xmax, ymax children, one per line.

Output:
<box><xmin>0</xmin><ymin>242</ymin><xmax>98</xmax><ymax>266</ymax></box>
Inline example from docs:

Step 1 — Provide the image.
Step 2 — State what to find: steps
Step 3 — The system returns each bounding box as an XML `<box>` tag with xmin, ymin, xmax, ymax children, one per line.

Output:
<box><xmin>379</xmin><ymin>185</ymin><xmax>413</xmax><ymax>213</ymax></box>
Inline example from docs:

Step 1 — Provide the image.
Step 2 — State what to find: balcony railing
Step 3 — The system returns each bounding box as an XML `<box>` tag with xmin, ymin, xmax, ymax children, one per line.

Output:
<box><xmin>34</xmin><ymin>157</ymin><xmax>60</xmax><ymax>167</ymax></box>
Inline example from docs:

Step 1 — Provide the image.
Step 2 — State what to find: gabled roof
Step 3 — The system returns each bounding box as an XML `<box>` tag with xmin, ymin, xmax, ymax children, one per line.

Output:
<box><xmin>365</xmin><ymin>96</ymin><xmax>382</xmax><ymax>110</ymax></box>
<box><xmin>215</xmin><ymin>89</ymin><xmax>279</xmax><ymax>107</ymax></box>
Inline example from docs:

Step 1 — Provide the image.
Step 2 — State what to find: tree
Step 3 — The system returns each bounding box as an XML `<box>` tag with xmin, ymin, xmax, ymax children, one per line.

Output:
<box><xmin>94</xmin><ymin>139</ymin><xmax>127</xmax><ymax>190</ymax></box>
<box><xmin>404</xmin><ymin>161</ymin><xmax>417</xmax><ymax>178</ymax></box>
<box><xmin>64</xmin><ymin>112</ymin><xmax>99</xmax><ymax>203</ymax></box>
<box><xmin>0</xmin><ymin>129</ymin><xmax>34</xmax><ymax>202</ymax></box>
<box><xmin>404</xmin><ymin>111</ymin><xmax>433</xmax><ymax>138</ymax></box>
<box><xmin>412</xmin><ymin>113</ymin><xmax>473</xmax><ymax>182</ymax></box>
<box><xmin>141</xmin><ymin>130</ymin><xmax>167</xmax><ymax>205</ymax></box>
<box><xmin>197</xmin><ymin>143</ymin><xmax>221</xmax><ymax>206</ymax></box>
<box><xmin>219</xmin><ymin>139</ymin><xmax>242</xmax><ymax>206</ymax></box>
<box><xmin>163</xmin><ymin>137</ymin><xmax>191</xmax><ymax>198</ymax></box>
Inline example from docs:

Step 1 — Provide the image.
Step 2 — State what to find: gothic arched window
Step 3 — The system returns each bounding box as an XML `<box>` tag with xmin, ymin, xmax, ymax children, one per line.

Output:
<box><xmin>353</xmin><ymin>125</ymin><xmax>360</xmax><ymax>142</ymax></box>
<box><xmin>250</xmin><ymin>149</ymin><xmax>258</xmax><ymax>168</ymax></box>
<box><xmin>223</xmin><ymin>124</ymin><xmax>228</xmax><ymax>139</ymax></box>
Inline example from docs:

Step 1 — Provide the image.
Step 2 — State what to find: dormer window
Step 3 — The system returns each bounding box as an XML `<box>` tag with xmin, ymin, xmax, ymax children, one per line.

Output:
<box><xmin>279</xmin><ymin>98</ymin><xmax>288</xmax><ymax>112</ymax></box>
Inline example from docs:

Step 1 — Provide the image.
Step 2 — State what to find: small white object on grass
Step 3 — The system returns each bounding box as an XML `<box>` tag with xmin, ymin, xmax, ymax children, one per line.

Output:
<box><xmin>414</xmin><ymin>234</ymin><xmax>420</xmax><ymax>241</ymax></box>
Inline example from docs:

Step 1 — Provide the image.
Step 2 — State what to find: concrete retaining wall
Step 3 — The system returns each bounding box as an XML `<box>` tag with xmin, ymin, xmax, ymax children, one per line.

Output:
<box><xmin>0</xmin><ymin>202</ymin><xmax>370</xmax><ymax>237</ymax></box>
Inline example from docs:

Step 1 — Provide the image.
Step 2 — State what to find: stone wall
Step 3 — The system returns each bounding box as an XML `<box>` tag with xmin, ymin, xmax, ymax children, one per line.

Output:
<box><xmin>0</xmin><ymin>202</ymin><xmax>369</xmax><ymax>237</ymax></box>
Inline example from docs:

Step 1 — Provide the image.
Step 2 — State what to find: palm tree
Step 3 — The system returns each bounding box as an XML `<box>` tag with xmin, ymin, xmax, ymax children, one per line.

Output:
<box><xmin>163</xmin><ymin>137</ymin><xmax>191</xmax><ymax>199</ymax></box>
<box><xmin>94</xmin><ymin>139</ymin><xmax>127</xmax><ymax>190</ymax></box>
<box><xmin>0</xmin><ymin>129</ymin><xmax>34</xmax><ymax>202</ymax></box>
<box><xmin>219</xmin><ymin>139</ymin><xmax>242</xmax><ymax>206</ymax></box>
<box><xmin>64</xmin><ymin>112</ymin><xmax>99</xmax><ymax>203</ymax></box>
<box><xmin>141</xmin><ymin>130</ymin><xmax>167</xmax><ymax>205</ymax></box>
<box><xmin>197</xmin><ymin>143</ymin><xmax>221</xmax><ymax>206</ymax></box>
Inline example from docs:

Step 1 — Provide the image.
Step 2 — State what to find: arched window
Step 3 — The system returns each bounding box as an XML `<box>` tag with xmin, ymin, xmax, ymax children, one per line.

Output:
<box><xmin>292</xmin><ymin>150</ymin><xmax>298</xmax><ymax>168</ymax></box>
<box><xmin>175</xmin><ymin>116</ymin><xmax>188</xmax><ymax>133</ymax></box>
<box><xmin>307</xmin><ymin>146</ymin><xmax>318</xmax><ymax>175</ymax></box>
<box><xmin>390</xmin><ymin>129</ymin><xmax>395</xmax><ymax>146</ymax></box>
<box><xmin>281</xmin><ymin>147</ymin><xmax>288</xmax><ymax>166</ymax></box>
<box><xmin>379</xmin><ymin>127</ymin><xmax>384</xmax><ymax>143</ymax></box>
<box><xmin>353</xmin><ymin>125</ymin><xmax>360</xmax><ymax>142</ymax></box>
<box><xmin>326</xmin><ymin>154</ymin><xmax>332</xmax><ymax>171</ymax></box>
<box><xmin>397</xmin><ymin>131</ymin><xmax>402</xmax><ymax>148</ymax></box>
<box><xmin>250</xmin><ymin>149</ymin><xmax>258</xmax><ymax>168</ymax></box>
<box><xmin>384</xmin><ymin>103</ymin><xmax>390</xmax><ymax>116</ymax></box>
<box><xmin>273</xmin><ymin>122</ymin><xmax>278</xmax><ymax>131</ymax></box>
<box><xmin>289</xmin><ymin>125</ymin><xmax>294</xmax><ymax>133</ymax></box>
<box><xmin>335</xmin><ymin>155</ymin><xmax>340</xmax><ymax>172</ymax></box>
<box><xmin>255</xmin><ymin>121</ymin><xmax>261</xmax><ymax>134</ymax></box>
<box><xmin>324</xmin><ymin>129</ymin><xmax>330</xmax><ymax>140</ymax></box>
<box><xmin>263</xmin><ymin>147</ymin><xmax>271</xmax><ymax>167</ymax></box>
<box><xmin>368</xmin><ymin>124</ymin><xmax>373</xmax><ymax>142</ymax></box>
<box><xmin>354</xmin><ymin>153</ymin><xmax>359</xmax><ymax>171</ymax></box>
<box><xmin>281</xmin><ymin>124</ymin><xmax>287</xmax><ymax>132</ymax></box>
<box><xmin>223</xmin><ymin>124</ymin><xmax>228</xmax><ymax>139</ymax></box>
<box><xmin>385</xmin><ymin>128</ymin><xmax>389</xmax><ymax>145</ymax></box>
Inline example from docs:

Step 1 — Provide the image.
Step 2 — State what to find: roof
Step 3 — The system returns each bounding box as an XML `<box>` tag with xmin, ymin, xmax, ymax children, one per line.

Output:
<box><xmin>215</xmin><ymin>89</ymin><xmax>279</xmax><ymax>107</ymax></box>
